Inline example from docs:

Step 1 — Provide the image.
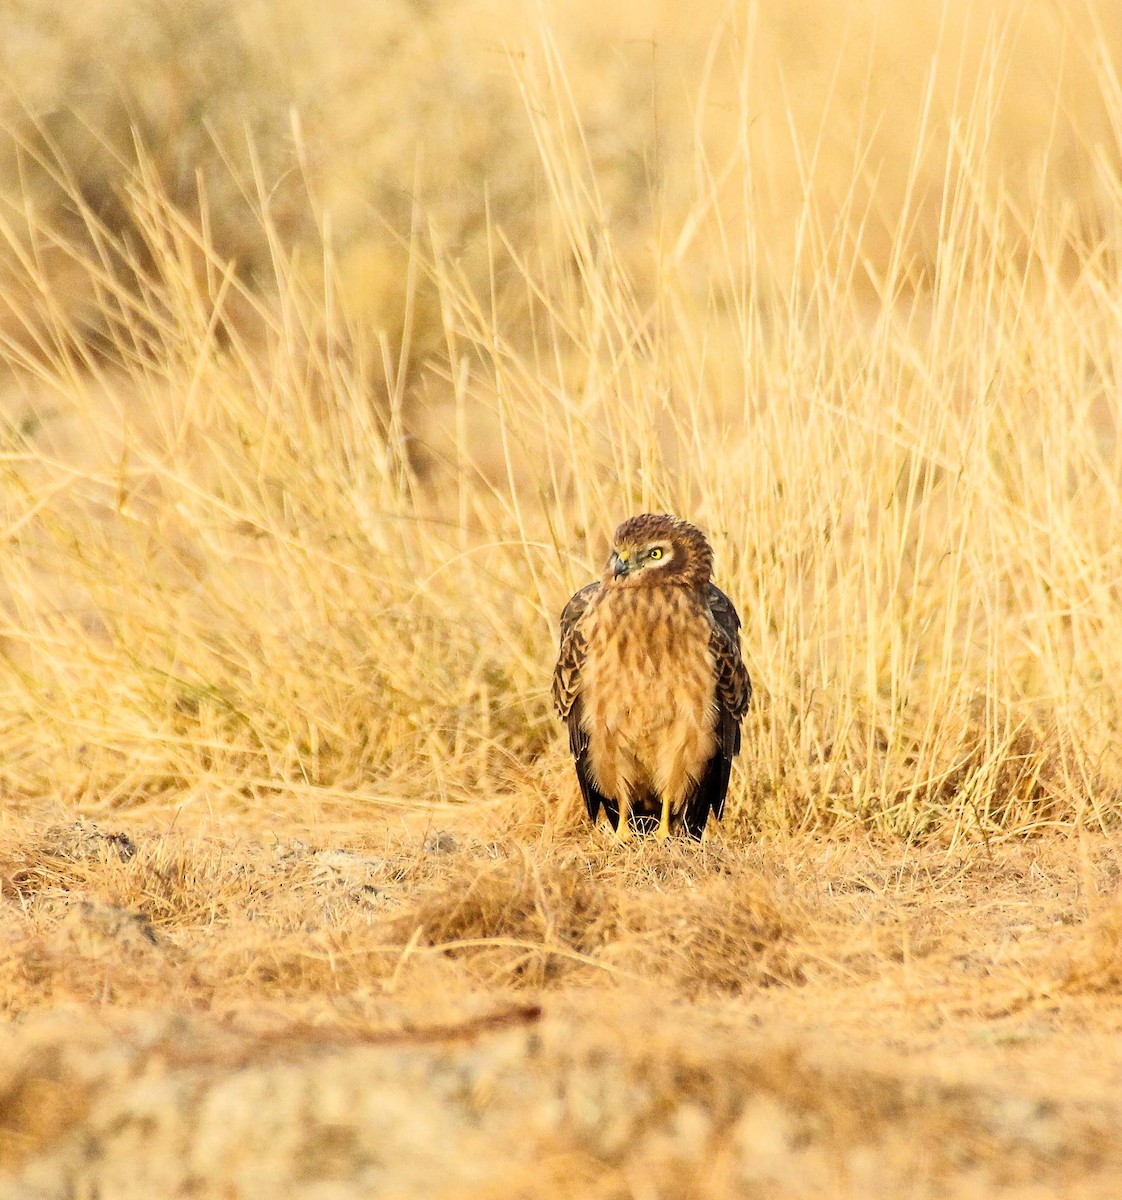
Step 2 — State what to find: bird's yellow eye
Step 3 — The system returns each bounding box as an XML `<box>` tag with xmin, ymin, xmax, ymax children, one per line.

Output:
<box><xmin>648</xmin><ymin>547</ymin><xmax>663</xmax><ymax>560</ymax></box>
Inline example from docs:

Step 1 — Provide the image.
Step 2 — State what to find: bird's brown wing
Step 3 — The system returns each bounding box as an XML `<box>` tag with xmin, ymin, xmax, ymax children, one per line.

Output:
<box><xmin>551</xmin><ymin>581</ymin><xmax>599</xmax><ymax>720</ymax></box>
<box><xmin>681</xmin><ymin>584</ymin><xmax>751</xmax><ymax>838</ymax></box>
<box><xmin>707</xmin><ymin>584</ymin><xmax>752</xmax><ymax>731</ymax></box>
<box><xmin>552</xmin><ymin>582</ymin><xmax>617</xmax><ymax>826</ymax></box>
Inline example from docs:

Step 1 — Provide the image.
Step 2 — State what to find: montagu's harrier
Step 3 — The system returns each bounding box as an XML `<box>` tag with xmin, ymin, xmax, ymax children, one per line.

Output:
<box><xmin>552</xmin><ymin>513</ymin><xmax>751</xmax><ymax>840</ymax></box>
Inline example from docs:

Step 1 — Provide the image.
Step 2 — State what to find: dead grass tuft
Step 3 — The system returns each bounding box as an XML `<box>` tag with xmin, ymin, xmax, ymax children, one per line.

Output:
<box><xmin>385</xmin><ymin>841</ymin><xmax>804</xmax><ymax>993</ymax></box>
<box><xmin>384</xmin><ymin>848</ymin><xmax>608</xmax><ymax>987</ymax></box>
<box><xmin>0</xmin><ymin>821</ymin><xmax>287</xmax><ymax>929</ymax></box>
<box><xmin>1059</xmin><ymin>899</ymin><xmax>1122</xmax><ymax>994</ymax></box>
<box><xmin>613</xmin><ymin>875</ymin><xmax>803</xmax><ymax>993</ymax></box>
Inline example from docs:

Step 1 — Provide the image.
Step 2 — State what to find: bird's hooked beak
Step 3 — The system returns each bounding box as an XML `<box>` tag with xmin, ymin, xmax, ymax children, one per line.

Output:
<box><xmin>611</xmin><ymin>550</ymin><xmax>631</xmax><ymax>579</ymax></box>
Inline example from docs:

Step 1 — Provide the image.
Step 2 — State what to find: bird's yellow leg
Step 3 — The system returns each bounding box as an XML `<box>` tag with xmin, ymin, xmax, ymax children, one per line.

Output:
<box><xmin>656</xmin><ymin>793</ymin><xmax>672</xmax><ymax>842</ymax></box>
<box><xmin>615</xmin><ymin>792</ymin><xmax>632</xmax><ymax>843</ymax></box>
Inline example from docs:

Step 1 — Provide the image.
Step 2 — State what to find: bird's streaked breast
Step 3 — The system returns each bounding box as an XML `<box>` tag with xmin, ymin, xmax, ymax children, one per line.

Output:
<box><xmin>578</xmin><ymin>585</ymin><xmax>718</xmax><ymax>807</ymax></box>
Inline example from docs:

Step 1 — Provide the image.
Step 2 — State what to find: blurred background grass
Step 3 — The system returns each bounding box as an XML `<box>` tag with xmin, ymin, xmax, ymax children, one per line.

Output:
<box><xmin>2</xmin><ymin>0</ymin><xmax>1122</xmax><ymax>837</ymax></box>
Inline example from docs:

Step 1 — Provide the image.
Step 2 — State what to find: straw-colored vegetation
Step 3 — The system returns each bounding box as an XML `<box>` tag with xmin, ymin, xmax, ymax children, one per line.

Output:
<box><xmin>5</xmin><ymin>1</ymin><xmax>1122</xmax><ymax>1196</ymax></box>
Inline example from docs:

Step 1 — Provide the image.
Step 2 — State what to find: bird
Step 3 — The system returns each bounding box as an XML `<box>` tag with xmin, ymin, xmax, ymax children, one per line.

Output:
<box><xmin>551</xmin><ymin>513</ymin><xmax>751</xmax><ymax>840</ymax></box>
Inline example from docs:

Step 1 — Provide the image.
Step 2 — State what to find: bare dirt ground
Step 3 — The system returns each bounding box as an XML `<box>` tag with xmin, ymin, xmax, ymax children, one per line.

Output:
<box><xmin>3</xmin><ymin>807</ymin><xmax>1122</xmax><ymax>1199</ymax></box>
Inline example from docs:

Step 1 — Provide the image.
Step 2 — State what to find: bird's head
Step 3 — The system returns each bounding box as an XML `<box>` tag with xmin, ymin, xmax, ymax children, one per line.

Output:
<box><xmin>604</xmin><ymin>513</ymin><xmax>714</xmax><ymax>589</ymax></box>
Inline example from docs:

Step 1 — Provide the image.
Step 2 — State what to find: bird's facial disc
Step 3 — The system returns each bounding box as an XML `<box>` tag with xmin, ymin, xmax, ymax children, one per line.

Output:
<box><xmin>610</xmin><ymin>541</ymin><xmax>675</xmax><ymax>579</ymax></box>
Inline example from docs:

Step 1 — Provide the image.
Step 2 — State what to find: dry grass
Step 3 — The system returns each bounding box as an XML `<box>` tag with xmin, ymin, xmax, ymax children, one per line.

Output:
<box><xmin>3</xmin><ymin>813</ymin><xmax>1122</xmax><ymax>1196</ymax></box>
<box><xmin>2</xmin><ymin>0</ymin><xmax>1122</xmax><ymax>837</ymax></box>
<box><xmin>0</xmin><ymin>815</ymin><xmax>804</xmax><ymax>1013</ymax></box>
<box><xmin>6</xmin><ymin>1</ymin><xmax>1122</xmax><ymax>1195</ymax></box>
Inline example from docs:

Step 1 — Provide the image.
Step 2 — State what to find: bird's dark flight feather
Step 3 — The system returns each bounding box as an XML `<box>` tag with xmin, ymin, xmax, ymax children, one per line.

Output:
<box><xmin>677</xmin><ymin>584</ymin><xmax>752</xmax><ymax>838</ymax></box>
<box><xmin>567</xmin><ymin>695</ymin><xmax>618</xmax><ymax>826</ymax></box>
<box><xmin>553</xmin><ymin>581</ymin><xmax>618</xmax><ymax>825</ymax></box>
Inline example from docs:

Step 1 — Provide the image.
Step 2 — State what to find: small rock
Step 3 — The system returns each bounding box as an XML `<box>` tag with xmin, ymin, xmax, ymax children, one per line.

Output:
<box><xmin>312</xmin><ymin>850</ymin><xmax>384</xmax><ymax>886</ymax></box>
<box><xmin>63</xmin><ymin>897</ymin><xmax>159</xmax><ymax>954</ymax></box>
<box><xmin>423</xmin><ymin>832</ymin><xmax>458</xmax><ymax>855</ymax></box>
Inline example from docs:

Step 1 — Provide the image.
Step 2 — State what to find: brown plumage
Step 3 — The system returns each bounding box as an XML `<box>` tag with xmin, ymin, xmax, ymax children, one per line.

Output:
<box><xmin>552</xmin><ymin>514</ymin><xmax>751</xmax><ymax>840</ymax></box>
